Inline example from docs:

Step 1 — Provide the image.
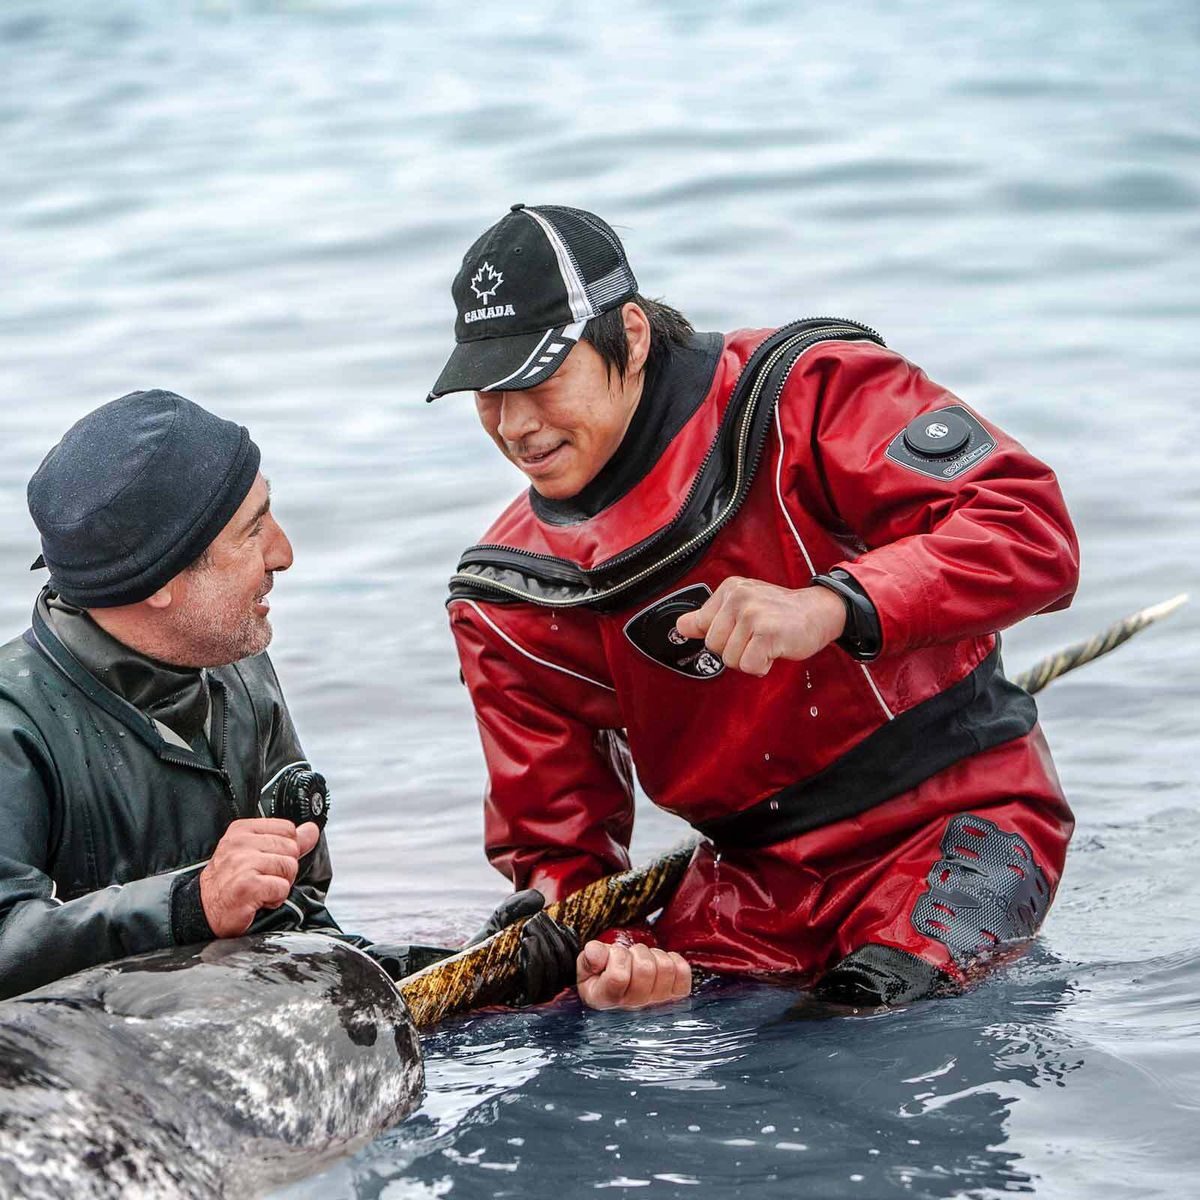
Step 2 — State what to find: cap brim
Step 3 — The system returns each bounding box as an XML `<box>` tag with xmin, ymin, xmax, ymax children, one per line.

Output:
<box><xmin>426</xmin><ymin>319</ymin><xmax>586</xmax><ymax>401</ymax></box>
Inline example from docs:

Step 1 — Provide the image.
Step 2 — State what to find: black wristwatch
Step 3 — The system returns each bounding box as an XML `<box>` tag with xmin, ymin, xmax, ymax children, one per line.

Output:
<box><xmin>811</xmin><ymin>569</ymin><xmax>882</xmax><ymax>661</ymax></box>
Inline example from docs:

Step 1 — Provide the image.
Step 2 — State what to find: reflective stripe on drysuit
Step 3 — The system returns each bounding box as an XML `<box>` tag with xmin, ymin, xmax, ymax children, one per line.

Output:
<box><xmin>449</xmin><ymin>326</ymin><xmax>1079</xmax><ymax>980</ymax></box>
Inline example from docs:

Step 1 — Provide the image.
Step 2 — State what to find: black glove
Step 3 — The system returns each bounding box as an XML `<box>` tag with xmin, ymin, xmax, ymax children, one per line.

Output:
<box><xmin>363</xmin><ymin>941</ymin><xmax>456</xmax><ymax>982</ymax></box>
<box><xmin>468</xmin><ymin>890</ymin><xmax>580</xmax><ymax>1006</ymax></box>
<box><xmin>466</xmin><ymin>888</ymin><xmax>548</xmax><ymax>945</ymax></box>
<box><xmin>517</xmin><ymin>910</ymin><xmax>580</xmax><ymax>1004</ymax></box>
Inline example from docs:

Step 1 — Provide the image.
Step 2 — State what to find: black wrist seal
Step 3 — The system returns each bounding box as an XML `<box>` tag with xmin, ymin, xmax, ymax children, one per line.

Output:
<box><xmin>811</xmin><ymin>570</ymin><xmax>883</xmax><ymax>662</ymax></box>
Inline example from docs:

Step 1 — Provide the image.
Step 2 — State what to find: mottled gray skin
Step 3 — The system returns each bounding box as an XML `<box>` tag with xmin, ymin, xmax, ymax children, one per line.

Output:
<box><xmin>0</xmin><ymin>932</ymin><xmax>423</xmax><ymax>1199</ymax></box>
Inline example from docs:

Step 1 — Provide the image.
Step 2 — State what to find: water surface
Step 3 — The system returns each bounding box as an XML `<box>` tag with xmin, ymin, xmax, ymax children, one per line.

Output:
<box><xmin>1</xmin><ymin>2</ymin><xmax>1198</xmax><ymax>1196</ymax></box>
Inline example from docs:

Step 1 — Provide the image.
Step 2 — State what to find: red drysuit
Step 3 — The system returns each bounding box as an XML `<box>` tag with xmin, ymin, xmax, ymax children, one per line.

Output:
<box><xmin>449</xmin><ymin>321</ymin><xmax>1078</xmax><ymax>986</ymax></box>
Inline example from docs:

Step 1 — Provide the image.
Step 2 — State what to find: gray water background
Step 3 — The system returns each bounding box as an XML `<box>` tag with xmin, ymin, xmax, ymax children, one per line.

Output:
<box><xmin>2</xmin><ymin>1</ymin><xmax>1198</xmax><ymax>1196</ymax></box>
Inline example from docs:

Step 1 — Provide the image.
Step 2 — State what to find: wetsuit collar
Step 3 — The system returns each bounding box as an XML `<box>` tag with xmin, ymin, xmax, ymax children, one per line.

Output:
<box><xmin>530</xmin><ymin>331</ymin><xmax>725</xmax><ymax>526</ymax></box>
<box><xmin>38</xmin><ymin>590</ymin><xmax>210</xmax><ymax>746</ymax></box>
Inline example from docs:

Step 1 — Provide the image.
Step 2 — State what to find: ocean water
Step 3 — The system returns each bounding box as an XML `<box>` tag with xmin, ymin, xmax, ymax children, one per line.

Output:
<box><xmin>1</xmin><ymin>1</ymin><xmax>1198</xmax><ymax>1196</ymax></box>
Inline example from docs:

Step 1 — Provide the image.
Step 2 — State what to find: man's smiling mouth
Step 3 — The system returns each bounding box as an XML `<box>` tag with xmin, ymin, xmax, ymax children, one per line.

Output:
<box><xmin>515</xmin><ymin>442</ymin><xmax>568</xmax><ymax>472</ymax></box>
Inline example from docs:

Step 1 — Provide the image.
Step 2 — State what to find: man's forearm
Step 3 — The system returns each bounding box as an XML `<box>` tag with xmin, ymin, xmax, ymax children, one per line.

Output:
<box><xmin>0</xmin><ymin>872</ymin><xmax>178</xmax><ymax>1000</ymax></box>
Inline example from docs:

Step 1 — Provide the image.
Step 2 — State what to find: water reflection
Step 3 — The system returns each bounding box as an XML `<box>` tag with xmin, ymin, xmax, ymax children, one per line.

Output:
<box><xmin>282</xmin><ymin>950</ymin><xmax>1097</xmax><ymax>1199</ymax></box>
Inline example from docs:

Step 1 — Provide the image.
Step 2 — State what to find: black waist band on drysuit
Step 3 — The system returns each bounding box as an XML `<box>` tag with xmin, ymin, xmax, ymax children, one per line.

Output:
<box><xmin>691</xmin><ymin>644</ymin><xmax>1036</xmax><ymax>850</ymax></box>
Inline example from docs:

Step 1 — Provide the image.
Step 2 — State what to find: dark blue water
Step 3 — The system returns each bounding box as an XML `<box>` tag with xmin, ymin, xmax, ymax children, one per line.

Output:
<box><xmin>294</xmin><ymin>944</ymin><xmax>1200</xmax><ymax>1198</ymax></box>
<box><xmin>1</xmin><ymin>1</ymin><xmax>1198</xmax><ymax>1196</ymax></box>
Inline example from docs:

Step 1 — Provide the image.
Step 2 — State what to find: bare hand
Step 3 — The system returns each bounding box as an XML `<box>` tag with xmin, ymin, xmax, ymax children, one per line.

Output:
<box><xmin>576</xmin><ymin>940</ymin><xmax>692</xmax><ymax>1010</ymax></box>
<box><xmin>674</xmin><ymin>577</ymin><xmax>847</xmax><ymax>677</ymax></box>
<box><xmin>199</xmin><ymin>818</ymin><xmax>320</xmax><ymax>938</ymax></box>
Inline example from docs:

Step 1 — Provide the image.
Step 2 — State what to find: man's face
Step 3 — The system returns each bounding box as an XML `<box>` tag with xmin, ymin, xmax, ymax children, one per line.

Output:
<box><xmin>475</xmin><ymin>339</ymin><xmax>639</xmax><ymax>500</ymax></box>
<box><xmin>162</xmin><ymin>473</ymin><xmax>293</xmax><ymax>667</ymax></box>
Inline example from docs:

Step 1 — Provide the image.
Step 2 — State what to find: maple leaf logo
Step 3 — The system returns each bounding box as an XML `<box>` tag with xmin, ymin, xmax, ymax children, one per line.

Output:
<box><xmin>470</xmin><ymin>261</ymin><xmax>504</xmax><ymax>304</ymax></box>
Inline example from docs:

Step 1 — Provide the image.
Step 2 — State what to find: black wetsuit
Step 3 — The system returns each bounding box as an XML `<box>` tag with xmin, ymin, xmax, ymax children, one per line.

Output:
<box><xmin>0</xmin><ymin>589</ymin><xmax>346</xmax><ymax>1000</ymax></box>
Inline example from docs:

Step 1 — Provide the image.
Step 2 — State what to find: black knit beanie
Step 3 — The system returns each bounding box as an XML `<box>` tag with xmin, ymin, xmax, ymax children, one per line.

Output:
<box><xmin>27</xmin><ymin>390</ymin><xmax>261</xmax><ymax>608</ymax></box>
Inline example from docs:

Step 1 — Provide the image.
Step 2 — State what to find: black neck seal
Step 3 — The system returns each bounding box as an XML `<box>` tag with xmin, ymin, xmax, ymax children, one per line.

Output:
<box><xmin>450</xmin><ymin>318</ymin><xmax>885</xmax><ymax>614</ymax></box>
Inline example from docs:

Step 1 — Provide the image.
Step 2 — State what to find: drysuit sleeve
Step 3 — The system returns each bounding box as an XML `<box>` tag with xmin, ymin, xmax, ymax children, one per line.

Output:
<box><xmin>0</xmin><ymin>703</ymin><xmax>182</xmax><ymax>1000</ymax></box>
<box><xmin>788</xmin><ymin>343</ymin><xmax>1079</xmax><ymax>654</ymax></box>
<box><xmin>449</xmin><ymin>599</ymin><xmax>635</xmax><ymax>904</ymax></box>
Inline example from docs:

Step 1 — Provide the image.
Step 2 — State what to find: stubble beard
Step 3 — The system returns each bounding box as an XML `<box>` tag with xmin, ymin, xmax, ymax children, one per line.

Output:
<box><xmin>165</xmin><ymin>573</ymin><xmax>274</xmax><ymax>668</ymax></box>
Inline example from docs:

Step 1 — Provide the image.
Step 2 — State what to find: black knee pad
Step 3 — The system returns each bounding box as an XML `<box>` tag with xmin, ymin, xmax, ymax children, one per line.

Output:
<box><xmin>911</xmin><ymin>813</ymin><xmax>1049</xmax><ymax>966</ymax></box>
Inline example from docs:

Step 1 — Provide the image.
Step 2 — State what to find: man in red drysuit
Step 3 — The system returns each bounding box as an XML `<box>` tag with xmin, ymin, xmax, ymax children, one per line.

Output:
<box><xmin>427</xmin><ymin>204</ymin><xmax>1078</xmax><ymax>1011</ymax></box>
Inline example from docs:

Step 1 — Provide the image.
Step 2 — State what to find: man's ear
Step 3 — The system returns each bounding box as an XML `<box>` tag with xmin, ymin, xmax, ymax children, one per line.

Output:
<box><xmin>622</xmin><ymin>302</ymin><xmax>651</xmax><ymax>377</ymax></box>
<box><xmin>143</xmin><ymin>585</ymin><xmax>173</xmax><ymax>611</ymax></box>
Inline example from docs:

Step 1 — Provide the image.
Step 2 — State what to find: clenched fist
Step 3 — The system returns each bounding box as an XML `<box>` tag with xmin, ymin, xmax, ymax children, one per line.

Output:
<box><xmin>674</xmin><ymin>577</ymin><xmax>847</xmax><ymax>677</ymax></box>
<box><xmin>576</xmin><ymin>940</ymin><xmax>692</xmax><ymax>1010</ymax></box>
<box><xmin>199</xmin><ymin>818</ymin><xmax>320</xmax><ymax>938</ymax></box>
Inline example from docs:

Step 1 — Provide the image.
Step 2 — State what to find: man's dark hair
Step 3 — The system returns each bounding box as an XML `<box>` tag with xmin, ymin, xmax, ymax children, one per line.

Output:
<box><xmin>581</xmin><ymin>294</ymin><xmax>694</xmax><ymax>388</ymax></box>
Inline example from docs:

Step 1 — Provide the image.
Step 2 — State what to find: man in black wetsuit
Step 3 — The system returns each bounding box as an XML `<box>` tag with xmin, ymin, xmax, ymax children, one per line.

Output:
<box><xmin>0</xmin><ymin>390</ymin><xmax>409</xmax><ymax>999</ymax></box>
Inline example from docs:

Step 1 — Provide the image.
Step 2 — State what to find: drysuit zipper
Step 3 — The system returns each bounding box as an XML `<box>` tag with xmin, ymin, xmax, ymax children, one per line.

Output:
<box><xmin>450</xmin><ymin>319</ymin><xmax>884</xmax><ymax>610</ymax></box>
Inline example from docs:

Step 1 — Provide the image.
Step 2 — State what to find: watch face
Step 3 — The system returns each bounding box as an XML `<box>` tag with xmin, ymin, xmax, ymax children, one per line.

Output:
<box><xmin>622</xmin><ymin>584</ymin><xmax>726</xmax><ymax>679</ymax></box>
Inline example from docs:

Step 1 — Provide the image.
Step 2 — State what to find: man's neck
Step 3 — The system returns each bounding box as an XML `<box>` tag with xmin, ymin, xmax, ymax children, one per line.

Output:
<box><xmin>530</xmin><ymin>330</ymin><xmax>724</xmax><ymax>525</ymax></box>
<box><xmin>87</xmin><ymin>606</ymin><xmax>177</xmax><ymax>665</ymax></box>
<box><xmin>40</xmin><ymin>591</ymin><xmax>210</xmax><ymax>745</ymax></box>
<box><xmin>609</xmin><ymin>369</ymin><xmax>646</xmax><ymax>466</ymax></box>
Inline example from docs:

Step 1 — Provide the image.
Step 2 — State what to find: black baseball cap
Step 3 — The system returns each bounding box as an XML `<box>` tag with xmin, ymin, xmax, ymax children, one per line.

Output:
<box><xmin>426</xmin><ymin>203</ymin><xmax>638</xmax><ymax>401</ymax></box>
